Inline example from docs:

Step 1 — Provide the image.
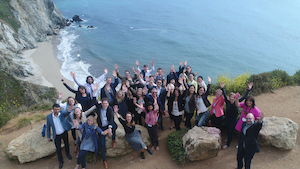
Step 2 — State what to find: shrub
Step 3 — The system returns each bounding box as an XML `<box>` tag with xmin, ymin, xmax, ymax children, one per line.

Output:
<box><xmin>293</xmin><ymin>70</ymin><xmax>300</xmax><ymax>85</ymax></box>
<box><xmin>167</xmin><ymin>128</ymin><xmax>189</xmax><ymax>165</ymax></box>
<box><xmin>247</xmin><ymin>72</ymin><xmax>271</xmax><ymax>96</ymax></box>
<box><xmin>17</xmin><ymin>114</ymin><xmax>46</xmax><ymax>128</ymax></box>
<box><xmin>268</xmin><ymin>69</ymin><xmax>294</xmax><ymax>89</ymax></box>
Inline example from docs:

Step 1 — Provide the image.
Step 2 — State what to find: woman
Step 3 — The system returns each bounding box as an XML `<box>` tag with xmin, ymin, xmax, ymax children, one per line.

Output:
<box><xmin>167</xmin><ymin>85</ymin><xmax>185</xmax><ymax>130</ymax></box>
<box><xmin>235</xmin><ymin>95</ymin><xmax>261</xmax><ymax>132</ymax></box>
<box><xmin>62</xmin><ymin>79</ymin><xmax>93</xmax><ymax>112</ymax></box>
<box><xmin>220</xmin><ymin>82</ymin><xmax>252</xmax><ymax>149</ymax></box>
<box><xmin>74</xmin><ymin>116</ymin><xmax>109</xmax><ymax>169</ymax></box>
<box><xmin>184</xmin><ymin>84</ymin><xmax>198</xmax><ymax>129</ymax></box>
<box><xmin>210</xmin><ymin>88</ymin><xmax>225</xmax><ymax>129</ymax></box>
<box><xmin>197</xmin><ymin>76</ymin><xmax>207</xmax><ymax>92</ymax></box>
<box><xmin>131</xmin><ymin>87</ymin><xmax>145</xmax><ymax>125</ymax></box>
<box><xmin>196</xmin><ymin>76</ymin><xmax>211</xmax><ymax>127</ymax></box>
<box><xmin>73</xmin><ymin>107</ymin><xmax>83</xmax><ymax>158</ymax></box>
<box><xmin>113</xmin><ymin>107</ymin><xmax>153</xmax><ymax>159</ymax></box>
<box><xmin>135</xmin><ymin>101</ymin><xmax>159</xmax><ymax>151</ymax></box>
<box><xmin>114</xmin><ymin>90</ymin><xmax>129</xmax><ymax>118</ymax></box>
<box><xmin>57</xmin><ymin>93</ymin><xmax>82</xmax><ymax>143</ymax></box>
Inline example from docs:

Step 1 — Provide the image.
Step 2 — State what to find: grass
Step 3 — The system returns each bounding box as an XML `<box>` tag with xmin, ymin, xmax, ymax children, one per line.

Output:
<box><xmin>0</xmin><ymin>0</ymin><xmax>20</xmax><ymax>32</ymax></box>
<box><xmin>17</xmin><ymin>114</ymin><xmax>46</xmax><ymax>128</ymax></box>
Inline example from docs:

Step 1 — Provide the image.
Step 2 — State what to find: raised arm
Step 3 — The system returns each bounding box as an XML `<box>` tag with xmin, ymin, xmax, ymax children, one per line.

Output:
<box><xmin>83</xmin><ymin>105</ymin><xmax>97</xmax><ymax>117</ymax></box>
<box><xmin>111</xmin><ymin>70</ymin><xmax>119</xmax><ymax>89</ymax></box>
<box><xmin>220</xmin><ymin>82</ymin><xmax>229</xmax><ymax>102</ymax></box>
<box><xmin>148</xmin><ymin>59</ymin><xmax>155</xmax><ymax>74</ymax></box>
<box><xmin>70</xmin><ymin>71</ymin><xmax>84</xmax><ymax>86</ymax></box>
<box><xmin>235</xmin><ymin>92</ymin><xmax>241</xmax><ymax>108</ymax></box>
<box><xmin>95</xmin><ymin>69</ymin><xmax>107</xmax><ymax>84</ymax></box>
<box><xmin>62</xmin><ymin>80</ymin><xmax>76</xmax><ymax>93</ymax></box>
<box><xmin>239</xmin><ymin>82</ymin><xmax>253</xmax><ymax>102</ymax></box>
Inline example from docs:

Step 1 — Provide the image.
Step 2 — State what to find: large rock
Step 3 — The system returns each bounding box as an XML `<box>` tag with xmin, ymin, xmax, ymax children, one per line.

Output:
<box><xmin>103</xmin><ymin>115</ymin><xmax>150</xmax><ymax>157</ymax></box>
<box><xmin>258</xmin><ymin>116</ymin><xmax>299</xmax><ymax>150</ymax></box>
<box><xmin>72</xmin><ymin>15</ymin><xmax>83</xmax><ymax>22</ymax></box>
<box><xmin>182</xmin><ymin>127</ymin><xmax>221</xmax><ymax>161</ymax></box>
<box><xmin>6</xmin><ymin>124</ymin><xmax>62</xmax><ymax>163</ymax></box>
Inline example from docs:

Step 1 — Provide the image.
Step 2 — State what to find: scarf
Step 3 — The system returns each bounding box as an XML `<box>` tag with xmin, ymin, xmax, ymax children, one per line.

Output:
<box><xmin>84</xmin><ymin>122</ymin><xmax>95</xmax><ymax>138</ymax></box>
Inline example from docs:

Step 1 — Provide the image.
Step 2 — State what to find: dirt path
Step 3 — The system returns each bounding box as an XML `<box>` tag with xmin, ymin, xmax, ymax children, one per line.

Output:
<box><xmin>1</xmin><ymin>86</ymin><xmax>300</xmax><ymax>169</ymax></box>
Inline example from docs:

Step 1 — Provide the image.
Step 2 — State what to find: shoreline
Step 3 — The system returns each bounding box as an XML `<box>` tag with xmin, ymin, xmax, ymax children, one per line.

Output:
<box><xmin>22</xmin><ymin>36</ymin><xmax>75</xmax><ymax>100</ymax></box>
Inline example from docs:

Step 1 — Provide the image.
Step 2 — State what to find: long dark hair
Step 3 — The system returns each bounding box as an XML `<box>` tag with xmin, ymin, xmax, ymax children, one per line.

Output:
<box><xmin>244</xmin><ymin>96</ymin><xmax>255</xmax><ymax>108</ymax></box>
<box><xmin>145</xmin><ymin>102</ymin><xmax>154</xmax><ymax>113</ymax></box>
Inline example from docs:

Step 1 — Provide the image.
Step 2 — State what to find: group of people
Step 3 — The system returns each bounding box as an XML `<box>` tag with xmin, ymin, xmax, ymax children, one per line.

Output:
<box><xmin>46</xmin><ymin>59</ymin><xmax>264</xmax><ymax>169</ymax></box>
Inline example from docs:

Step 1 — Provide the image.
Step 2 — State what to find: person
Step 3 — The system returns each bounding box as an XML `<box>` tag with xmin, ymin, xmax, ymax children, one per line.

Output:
<box><xmin>136</xmin><ymin>59</ymin><xmax>155</xmax><ymax>80</ymax></box>
<box><xmin>221</xmin><ymin>82</ymin><xmax>253</xmax><ymax>149</ymax></box>
<box><xmin>85</xmin><ymin>84</ymin><xmax>118</xmax><ymax>169</ymax></box>
<box><xmin>183</xmin><ymin>84</ymin><xmax>198</xmax><ymax>129</ymax></box>
<box><xmin>46</xmin><ymin>103</ymin><xmax>73</xmax><ymax>169</ymax></box>
<box><xmin>70</xmin><ymin>69</ymin><xmax>107</xmax><ymax>99</ymax></box>
<box><xmin>237</xmin><ymin>112</ymin><xmax>264</xmax><ymax>169</ymax></box>
<box><xmin>113</xmin><ymin>107</ymin><xmax>153</xmax><ymax>159</ymax></box>
<box><xmin>114</xmin><ymin>90</ymin><xmax>129</xmax><ymax>118</ymax></box>
<box><xmin>167</xmin><ymin>61</ymin><xmax>186</xmax><ymax>84</ymax></box>
<box><xmin>100</xmin><ymin>70</ymin><xmax>119</xmax><ymax>106</ymax></box>
<box><xmin>187</xmin><ymin>73</ymin><xmax>198</xmax><ymax>93</ymax></box>
<box><xmin>73</xmin><ymin>116</ymin><xmax>109</xmax><ymax>169</ymax></box>
<box><xmin>210</xmin><ymin>88</ymin><xmax>225</xmax><ymax>129</ymax></box>
<box><xmin>154</xmin><ymin>68</ymin><xmax>165</xmax><ymax>82</ymax></box>
<box><xmin>155</xmin><ymin>78</ymin><xmax>167</xmax><ymax>129</ymax></box>
<box><xmin>131</xmin><ymin>88</ymin><xmax>145</xmax><ymax>125</ymax></box>
<box><xmin>135</xmin><ymin>101</ymin><xmax>159</xmax><ymax>151</ymax></box>
<box><xmin>197</xmin><ymin>76</ymin><xmax>207</xmax><ymax>92</ymax></box>
<box><xmin>167</xmin><ymin>85</ymin><xmax>185</xmax><ymax>130</ymax></box>
<box><xmin>57</xmin><ymin>94</ymin><xmax>82</xmax><ymax>144</ymax></box>
<box><xmin>62</xmin><ymin>79</ymin><xmax>93</xmax><ymax>111</ymax></box>
<box><xmin>73</xmin><ymin>107</ymin><xmax>83</xmax><ymax>158</ymax></box>
<box><xmin>114</xmin><ymin>64</ymin><xmax>138</xmax><ymax>84</ymax></box>
<box><xmin>235</xmin><ymin>95</ymin><xmax>261</xmax><ymax>133</ymax></box>
<box><xmin>195</xmin><ymin>76</ymin><xmax>211</xmax><ymax>127</ymax></box>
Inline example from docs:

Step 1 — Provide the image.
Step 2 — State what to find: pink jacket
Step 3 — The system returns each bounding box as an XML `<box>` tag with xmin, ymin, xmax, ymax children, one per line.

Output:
<box><xmin>210</xmin><ymin>95</ymin><xmax>225</xmax><ymax>117</ymax></box>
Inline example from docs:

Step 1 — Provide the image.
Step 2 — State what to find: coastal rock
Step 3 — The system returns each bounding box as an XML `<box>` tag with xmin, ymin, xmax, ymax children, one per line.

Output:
<box><xmin>258</xmin><ymin>116</ymin><xmax>299</xmax><ymax>150</ymax></box>
<box><xmin>182</xmin><ymin>126</ymin><xmax>221</xmax><ymax>161</ymax></box>
<box><xmin>72</xmin><ymin>15</ymin><xmax>83</xmax><ymax>22</ymax></box>
<box><xmin>102</xmin><ymin>115</ymin><xmax>150</xmax><ymax>157</ymax></box>
<box><xmin>6</xmin><ymin>124</ymin><xmax>63</xmax><ymax>163</ymax></box>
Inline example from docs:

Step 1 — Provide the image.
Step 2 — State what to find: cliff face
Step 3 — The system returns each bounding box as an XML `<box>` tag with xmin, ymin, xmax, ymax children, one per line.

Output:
<box><xmin>0</xmin><ymin>0</ymin><xmax>65</xmax><ymax>108</ymax></box>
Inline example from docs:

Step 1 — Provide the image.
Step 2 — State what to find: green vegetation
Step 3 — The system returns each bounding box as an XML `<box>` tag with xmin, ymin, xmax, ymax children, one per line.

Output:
<box><xmin>17</xmin><ymin>114</ymin><xmax>46</xmax><ymax>128</ymax></box>
<box><xmin>0</xmin><ymin>0</ymin><xmax>20</xmax><ymax>32</ymax></box>
<box><xmin>167</xmin><ymin>128</ymin><xmax>189</xmax><ymax>165</ymax></box>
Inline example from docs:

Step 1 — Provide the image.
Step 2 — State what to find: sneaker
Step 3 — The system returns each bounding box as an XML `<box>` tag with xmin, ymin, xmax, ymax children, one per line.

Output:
<box><xmin>141</xmin><ymin>152</ymin><xmax>145</xmax><ymax>159</ymax></box>
<box><xmin>147</xmin><ymin>148</ymin><xmax>153</xmax><ymax>155</ymax></box>
<box><xmin>222</xmin><ymin>145</ymin><xmax>228</xmax><ymax>149</ymax></box>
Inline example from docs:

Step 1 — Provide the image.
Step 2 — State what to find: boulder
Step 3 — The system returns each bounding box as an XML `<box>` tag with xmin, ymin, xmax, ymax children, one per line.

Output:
<box><xmin>72</xmin><ymin>15</ymin><xmax>83</xmax><ymax>22</ymax></box>
<box><xmin>258</xmin><ymin>116</ymin><xmax>299</xmax><ymax>150</ymax></box>
<box><xmin>102</xmin><ymin>115</ymin><xmax>150</xmax><ymax>157</ymax></box>
<box><xmin>182</xmin><ymin>126</ymin><xmax>221</xmax><ymax>161</ymax></box>
<box><xmin>6</xmin><ymin>124</ymin><xmax>62</xmax><ymax>163</ymax></box>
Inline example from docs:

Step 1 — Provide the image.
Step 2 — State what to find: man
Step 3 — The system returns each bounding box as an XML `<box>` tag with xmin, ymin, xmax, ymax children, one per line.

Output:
<box><xmin>70</xmin><ymin>69</ymin><xmax>107</xmax><ymax>99</ymax></box>
<box><xmin>237</xmin><ymin>112</ymin><xmax>264</xmax><ymax>169</ymax></box>
<box><xmin>136</xmin><ymin>59</ymin><xmax>155</xmax><ymax>80</ymax></box>
<box><xmin>87</xmin><ymin>98</ymin><xmax>117</xmax><ymax>169</ymax></box>
<box><xmin>154</xmin><ymin>68</ymin><xmax>165</xmax><ymax>82</ymax></box>
<box><xmin>47</xmin><ymin>104</ymin><xmax>73</xmax><ymax>169</ymax></box>
<box><xmin>155</xmin><ymin>78</ymin><xmax>167</xmax><ymax>130</ymax></box>
<box><xmin>100</xmin><ymin>70</ymin><xmax>119</xmax><ymax>106</ymax></box>
<box><xmin>114</xmin><ymin>63</ymin><xmax>138</xmax><ymax>84</ymax></box>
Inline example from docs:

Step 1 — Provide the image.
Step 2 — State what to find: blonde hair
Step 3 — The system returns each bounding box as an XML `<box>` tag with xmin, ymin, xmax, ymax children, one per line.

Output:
<box><xmin>116</xmin><ymin>90</ymin><xmax>125</xmax><ymax>103</ymax></box>
<box><xmin>86</xmin><ymin>116</ymin><xmax>98</xmax><ymax>128</ymax></box>
<box><xmin>228</xmin><ymin>92</ymin><xmax>235</xmax><ymax>98</ymax></box>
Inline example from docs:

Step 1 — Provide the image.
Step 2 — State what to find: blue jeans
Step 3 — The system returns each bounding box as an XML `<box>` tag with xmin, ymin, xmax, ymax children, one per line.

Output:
<box><xmin>197</xmin><ymin>111</ymin><xmax>209</xmax><ymax>127</ymax></box>
<box><xmin>225</xmin><ymin>116</ymin><xmax>237</xmax><ymax>146</ymax></box>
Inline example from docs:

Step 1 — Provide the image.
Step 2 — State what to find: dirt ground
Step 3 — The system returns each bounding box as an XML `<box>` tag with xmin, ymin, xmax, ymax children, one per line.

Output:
<box><xmin>1</xmin><ymin>86</ymin><xmax>300</xmax><ymax>169</ymax></box>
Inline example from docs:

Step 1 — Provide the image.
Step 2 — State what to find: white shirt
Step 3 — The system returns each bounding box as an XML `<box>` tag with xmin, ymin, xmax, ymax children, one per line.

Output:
<box><xmin>197</xmin><ymin>97</ymin><xmax>208</xmax><ymax>112</ymax></box>
<box><xmin>52</xmin><ymin>112</ymin><xmax>65</xmax><ymax>135</ymax></box>
<box><xmin>137</xmin><ymin>65</ymin><xmax>155</xmax><ymax>78</ymax></box>
<box><xmin>172</xmin><ymin>101</ymin><xmax>183</xmax><ymax>116</ymax></box>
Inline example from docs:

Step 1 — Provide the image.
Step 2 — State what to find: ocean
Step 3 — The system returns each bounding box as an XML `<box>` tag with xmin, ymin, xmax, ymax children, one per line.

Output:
<box><xmin>52</xmin><ymin>0</ymin><xmax>300</xmax><ymax>86</ymax></box>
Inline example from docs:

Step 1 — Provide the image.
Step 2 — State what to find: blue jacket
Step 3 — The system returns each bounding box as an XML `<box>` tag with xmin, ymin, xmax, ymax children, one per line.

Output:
<box><xmin>46</xmin><ymin>110</ymin><xmax>72</xmax><ymax>140</ymax></box>
<box><xmin>79</xmin><ymin>123</ymin><xmax>103</xmax><ymax>155</ymax></box>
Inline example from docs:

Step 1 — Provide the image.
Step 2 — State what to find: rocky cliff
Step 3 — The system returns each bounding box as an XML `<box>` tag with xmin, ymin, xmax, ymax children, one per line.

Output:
<box><xmin>0</xmin><ymin>0</ymin><xmax>65</xmax><ymax>126</ymax></box>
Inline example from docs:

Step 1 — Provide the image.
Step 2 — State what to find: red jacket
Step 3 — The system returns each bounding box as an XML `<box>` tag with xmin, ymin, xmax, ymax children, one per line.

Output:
<box><xmin>210</xmin><ymin>95</ymin><xmax>225</xmax><ymax>117</ymax></box>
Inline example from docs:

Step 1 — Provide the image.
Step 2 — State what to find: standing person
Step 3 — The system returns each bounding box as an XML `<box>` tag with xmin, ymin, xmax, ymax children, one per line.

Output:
<box><xmin>135</xmin><ymin>102</ymin><xmax>159</xmax><ymax>151</ymax></box>
<box><xmin>167</xmin><ymin>85</ymin><xmax>185</xmax><ymax>130</ymax></box>
<box><xmin>113</xmin><ymin>107</ymin><xmax>153</xmax><ymax>159</ymax></box>
<box><xmin>70</xmin><ymin>69</ymin><xmax>107</xmax><ymax>99</ymax></box>
<box><xmin>114</xmin><ymin>64</ymin><xmax>138</xmax><ymax>84</ymax></box>
<box><xmin>196</xmin><ymin>76</ymin><xmax>211</xmax><ymax>127</ymax></box>
<box><xmin>114</xmin><ymin>90</ymin><xmax>129</xmax><ymax>118</ymax></box>
<box><xmin>132</xmin><ymin>88</ymin><xmax>145</xmax><ymax>125</ymax></box>
<box><xmin>101</xmin><ymin>70</ymin><xmax>119</xmax><ymax>106</ymax></box>
<box><xmin>187</xmin><ymin>73</ymin><xmax>198</xmax><ymax>93</ymax></box>
<box><xmin>221</xmin><ymin>82</ymin><xmax>253</xmax><ymax>149</ymax></box>
<box><xmin>57</xmin><ymin>93</ymin><xmax>82</xmax><ymax>144</ymax></box>
<box><xmin>136</xmin><ymin>59</ymin><xmax>155</xmax><ymax>80</ymax></box>
<box><xmin>73</xmin><ymin>116</ymin><xmax>109</xmax><ymax>169</ymax></box>
<box><xmin>46</xmin><ymin>104</ymin><xmax>73</xmax><ymax>169</ymax></box>
<box><xmin>156</xmin><ymin>78</ymin><xmax>167</xmax><ymax>130</ymax></box>
<box><xmin>154</xmin><ymin>68</ymin><xmax>165</xmax><ymax>82</ymax></box>
<box><xmin>197</xmin><ymin>76</ymin><xmax>207</xmax><ymax>92</ymax></box>
<box><xmin>237</xmin><ymin>112</ymin><xmax>264</xmax><ymax>169</ymax></box>
<box><xmin>235</xmin><ymin>95</ymin><xmax>261</xmax><ymax>132</ymax></box>
<box><xmin>62</xmin><ymin>79</ymin><xmax>93</xmax><ymax>111</ymax></box>
<box><xmin>167</xmin><ymin>61</ymin><xmax>186</xmax><ymax>84</ymax></box>
<box><xmin>210</xmin><ymin>88</ymin><xmax>225</xmax><ymax>129</ymax></box>
<box><xmin>184</xmin><ymin>84</ymin><xmax>198</xmax><ymax>129</ymax></box>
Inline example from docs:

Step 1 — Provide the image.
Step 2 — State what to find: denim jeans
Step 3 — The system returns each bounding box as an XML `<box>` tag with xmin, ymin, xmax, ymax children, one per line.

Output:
<box><xmin>197</xmin><ymin>110</ymin><xmax>209</xmax><ymax>127</ymax></box>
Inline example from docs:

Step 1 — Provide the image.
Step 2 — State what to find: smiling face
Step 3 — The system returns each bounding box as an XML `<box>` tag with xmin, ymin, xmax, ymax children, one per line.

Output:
<box><xmin>87</xmin><ymin>77</ymin><xmax>93</xmax><ymax>84</ymax></box>
<box><xmin>53</xmin><ymin>107</ymin><xmax>60</xmax><ymax>115</ymax></box>
<box><xmin>215</xmin><ymin>89</ymin><xmax>222</xmax><ymax>98</ymax></box>
<box><xmin>246</xmin><ymin>99</ymin><xmax>253</xmax><ymax>107</ymax></box>
<box><xmin>87</xmin><ymin>118</ymin><xmax>94</xmax><ymax>126</ymax></box>
<box><xmin>106</xmin><ymin>77</ymin><xmax>112</xmax><ymax>85</ymax></box>
<box><xmin>189</xmin><ymin>85</ymin><xmax>195</xmax><ymax>94</ymax></box>
<box><xmin>198</xmin><ymin>87</ymin><xmax>204</xmax><ymax>96</ymax></box>
<box><xmin>188</xmin><ymin>74</ymin><xmax>194</xmax><ymax>81</ymax></box>
<box><xmin>174</xmin><ymin>89</ymin><xmax>179</xmax><ymax>97</ymax></box>
<box><xmin>125</xmin><ymin>71</ymin><xmax>130</xmax><ymax>78</ymax></box>
<box><xmin>186</xmin><ymin>66</ymin><xmax>191</xmax><ymax>73</ymax></box>
<box><xmin>117</xmin><ymin>90</ymin><xmax>123</xmax><ymax>98</ymax></box>
<box><xmin>147</xmin><ymin>104</ymin><xmax>153</xmax><ymax>111</ymax></box>
<box><xmin>151</xmin><ymin>88</ymin><xmax>157</xmax><ymax>98</ymax></box>
<box><xmin>74</xmin><ymin>107</ymin><xmax>81</xmax><ymax>118</ymax></box>
<box><xmin>102</xmin><ymin>100</ymin><xmax>109</xmax><ymax>109</ymax></box>
<box><xmin>197</xmin><ymin>76</ymin><xmax>203</xmax><ymax>83</ymax></box>
<box><xmin>229</xmin><ymin>95</ymin><xmax>235</xmax><ymax>103</ymax></box>
<box><xmin>246</xmin><ymin>113</ymin><xmax>254</xmax><ymax>125</ymax></box>
<box><xmin>126</xmin><ymin>113</ymin><xmax>132</xmax><ymax>123</ymax></box>
<box><xmin>68</xmin><ymin>97</ymin><xmax>75</xmax><ymax>106</ymax></box>
<box><xmin>79</xmin><ymin>87</ymin><xmax>86</xmax><ymax>94</ymax></box>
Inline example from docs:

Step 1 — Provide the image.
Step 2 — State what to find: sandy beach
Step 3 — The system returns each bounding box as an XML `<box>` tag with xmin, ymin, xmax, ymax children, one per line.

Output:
<box><xmin>21</xmin><ymin>36</ymin><xmax>75</xmax><ymax>100</ymax></box>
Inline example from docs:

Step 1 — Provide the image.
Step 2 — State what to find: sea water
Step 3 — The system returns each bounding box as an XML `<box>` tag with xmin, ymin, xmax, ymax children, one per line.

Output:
<box><xmin>52</xmin><ymin>0</ymin><xmax>300</xmax><ymax>86</ymax></box>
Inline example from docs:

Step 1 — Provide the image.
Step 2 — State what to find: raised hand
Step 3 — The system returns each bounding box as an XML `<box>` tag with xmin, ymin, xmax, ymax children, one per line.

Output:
<box><xmin>114</xmin><ymin>64</ymin><xmax>119</xmax><ymax>71</ymax></box>
<box><xmin>207</xmin><ymin>76</ymin><xmax>211</xmax><ymax>84</ymax></box>
<box><xmin>235</xmin><ymin>92</ymin><xmax>240</xmax><ymax>99</ymax></box>
<box><xmin>112</xmin><ymin>70</ymin><xmax>117</xmax><ymax>78</ymax></box>
<box><xmin>61</xmin><ymin>79</ymin><xmax>65</xmax><ymax>83</ymax></box>
<box><xmin>259</xmin><ymin>111</ymin><xmax>265</xmax><ymax>122</ymax></box>
<box><xmin>131</xmin><ymin>67</ymin><xmax>136</xmax><ymax>73</ymax></box>
<box><xmin>248</xmin><ymin>82</ymin><xmax>253</xmax><ymax>90</ymax></box>
<box><xmin>136</xmin><ymin>69</ymin><xmax>140</xmax><ymax>76</ymax></box>
<box><xmin>162</xmin><ymin>70</ymin><xmax>165</xmax><ymax>76</ymax></box>
<box><xmin>113</xmin><ymin>105</ymin><xmax>119</xmax><ymax>113</ymax></box>
<box><xmin>151</xmin><ymin>59</ymin><xmax>154</xmax><ymax>66</ymax></box>
<box><xmin>184</xmin><ymin>60</ymin><xmax>187</xmax><ymax>66</ymax></box>
<box><xmin>135</xmin><ymin>60</ymin><xmax>140</xmax><ymax>67</ymax></box>
<box><xmin>133</xmin><ymin>97</ymin><xmax>137</xmax><ymax>103</ymax></box>
<box><xmin>73</xmin><ymin>119</ymin><xmax>79</xmax><ymax>128</ymax></box>
<box><xmin>68</xmin><ymin>104</ymin><xmax>74</xmax><ymax>111</ymax></box>
<box><xmin>145</xmin><ymin>76</ymin><xmax>149</xmax><ymax>82</ymax></box>
<box><xmin>220</xmin><ymin>82</ymin><xmax>225</xmax><ymax>89</ymax></box>
<box><xmin>104</xmin><ymin>68</ymin><xmax>108</xmax><ymax>74</ymax></box>
<box><xmin>142</xmin><ymin>87</ymin><xmax>147</xmax><ymax>95</ymax></box>
<box><xmin>70</xmin><ymin>71</ymin><xmax>75</xmax><ymax>78</ymax></box>
<box><xmin>178</xmin><ymin>77</ymin><xmax>183</xmax><ymax>84</ymax></box>
<box><xmin>179</xmin><ymin>61</ymin><xmax>182</xmax><ymax>66</ymax></box>
<box><xmin>195</xmin><ymin>71</ymin><xmax>199</xmax><ymax>77</ymax></box>
<box><xmin>58</xmin><ymin>92</ymin><xmax>63</xmax><ymax>100</ymax></box>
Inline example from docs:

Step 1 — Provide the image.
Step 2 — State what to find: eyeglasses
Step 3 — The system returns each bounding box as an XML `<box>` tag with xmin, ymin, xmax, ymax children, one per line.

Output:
<box><xmin>152</xmin><ymin>92</ymin><xmax>157</xmax><ymax>93</ymax></box>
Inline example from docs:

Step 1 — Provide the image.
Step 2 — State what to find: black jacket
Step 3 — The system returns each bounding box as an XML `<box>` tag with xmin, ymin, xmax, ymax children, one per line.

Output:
<box><xmin>238</xmin><ymin>121</ymin><xmax>263</xmax><ymax>153</ymax></box>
